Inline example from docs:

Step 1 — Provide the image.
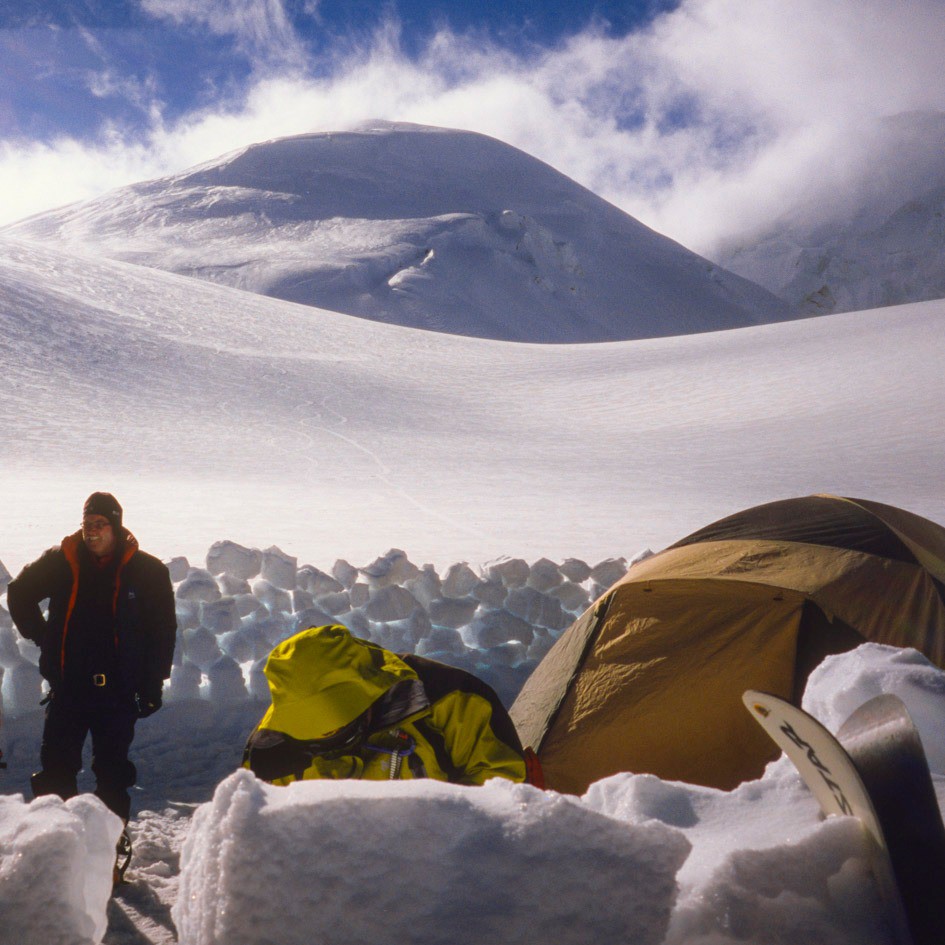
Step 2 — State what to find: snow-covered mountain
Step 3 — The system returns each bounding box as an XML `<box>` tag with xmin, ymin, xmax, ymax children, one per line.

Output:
<box><xmin>0</xmin><ymin>121</ymin><xmax>793</xmax><ymax>342</ymax></box>
<box><xmin>714</xmin><ymin>110</ymin><xmax>945</xmax><ymax>315</ymax></box>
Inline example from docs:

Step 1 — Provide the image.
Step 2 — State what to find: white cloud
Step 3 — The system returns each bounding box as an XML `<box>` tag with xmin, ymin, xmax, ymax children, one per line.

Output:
<box><xmin>2</xmin><ymin>0</ymin><xmax>945</xmax><ymax>255</ymax></box>
<box><xmin>140</xmin><ymin>0</ymin><xmax>307</xmax><ymax>67</ymax></box>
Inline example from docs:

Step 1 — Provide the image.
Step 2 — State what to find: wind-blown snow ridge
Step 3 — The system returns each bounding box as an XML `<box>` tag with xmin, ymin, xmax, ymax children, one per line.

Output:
<box><xmin>1</xmin><ymin>121</ymin><xmax>793</xmax><ymax>342</ymax></box>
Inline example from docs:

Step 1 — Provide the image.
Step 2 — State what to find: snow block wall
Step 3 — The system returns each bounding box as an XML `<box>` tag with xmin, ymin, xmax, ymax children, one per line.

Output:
<box><xmin>173</xmin><ymin>770</ymin><xmax>690</xmax><ymax>945</ymax></box>
<box><xmin>0</xmin><ymin>545</ymin><xmax>629</xmax><ymax>719</ymax></box>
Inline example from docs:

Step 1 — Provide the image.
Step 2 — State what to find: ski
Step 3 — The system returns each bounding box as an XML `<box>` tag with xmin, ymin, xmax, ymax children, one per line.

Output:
<box><xmin>743</xmin><ymin>690</ymin><xmax>945</xmax><ymax>945</ymax></box>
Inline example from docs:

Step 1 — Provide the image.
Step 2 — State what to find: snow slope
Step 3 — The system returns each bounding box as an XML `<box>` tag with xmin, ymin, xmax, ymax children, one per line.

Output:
<box><xmin>715</xmin><ymin>111</ymin><xmax>945</xmax><ymax>315</ymax></box>
<box><xmin>1</xmin><ymin>234</ymin><xmax>943</xmax><ymax>577</ymax></box>
<box><xmin>0</xmin><ymin>121</ymin><xmax>793</xmax><ymax>342</ymax></box>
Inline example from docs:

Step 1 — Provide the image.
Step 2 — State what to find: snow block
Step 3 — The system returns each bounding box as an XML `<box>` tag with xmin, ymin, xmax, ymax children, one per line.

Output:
<box><xmin>0</xmin><ymin>793</ymin><xmax>122</xmax><ymax>945</ymax></box>
<box><xmin>505</xmin><ymin>586</ymin><xmax>567</xmax><ymax>630</ymax></box>
<box><xmin>314</xmin><ymin>590</ymin><xmax>351</xmax><ymax>617</ymax></box>
<box><xmin>0</xmin><ymin>558</ymin><xmax>13</xmax><ymax>593</ymax></box>
<box><xmin>589</xmin><ymin>557</ymin><xmax>628</xmax><ymax>591</ymax></box>
<box><xmin>549</xmin><ymin>581</ymin><xmax>590</xmax><ymax>614</ymax></box>
<box><xmin>558</xmin><ymin>557</ymin><xmax>591</xmax><ymax>583</ymax></box>
<box><xmin>360</xmin><ymin>549</ymin><xmax>420</xmax><ymax>588</ymax></box>
<box><xmin>260</xmin><ymin>546</ymin><xmax>297</xmax><ymax>591</ymax></box>
<box><xmin>251</xmin><ymin>579</ymin><xmax>293</xmax><ymax>615</ymax></box>
<box><xmin>331</xmin><ymin>559</ymin><xmax>359</xmax><ymax>590</ymax></box>
<box><xmin>182</xmin><ymin>627</ymin><xmax>223</xmax><ymax>673</ymax></box>
<box><xmin>200</xmin><ymin>598</ymin><xmax>241</xmax><ymax>636</ymax></box>
<box><xmin>404</xmin><ymin>566</ymin><xmax>442</xmax><ymax>608</ymax></box>
<box><xmin>441</xmin><ymin>562</ymin><xmax>480</xmax><ymax>599</ymax></box>
<box><xmin>177</xmin><ymin>569</ymin><xmax>222</xmax><ymax>604</ymax></box>
<box><xmin>207</xmin><ymin>656</ymin><xmax>248</xmax><ymax>703</ymax></box>
<box><xmin>206</xmin><ymin>541</ymin><xmax>262</xmax><ymax>581</ymax></box>
<box><xmin>483</xmin><ymin>557</ymin><xmax>529</xmax><ymax>588</ymax></box>
<box><xmin>165</xmin><ymin>555</ymin><xmax>191</xmax><ymax>584</ymax></box>
<box><xmin>217</xmin><ymin>573</ymin><xmax>252</xmax><ymax>597</ymax></box>
<box><xmin>168</xmin><ymin>660</ymin><xmax>203</xmax><ymax>702</ymax></box>
<box><xmin>466</xmin><ymin>609</ymin><xmax>534</xmax><ymax>649</ymax></box>
<box><xmin>428</xmin><ymin>596</ymin><xmax>479</xmax><ymax>630</ymax></box>
<box><xmin>0</xmin><ymin>658</ymin><xmax>42</xmax><ymax>718</ymax></box>
<box><xmin>296</xmin><ymin>566</ymin><xmax>344</xmax><ymax>597</ymax></box>
<box><xmin>174</xmin><ymin>772</ymin><xmax>689</xmax><ymax>945</ymax></box>
<box><xmin>526</xmin><ymin>557</ymin><xmax>564</xmax><ymax>592</ymax></box>
<box><xmin>364</xmin><ymin>585</ymin><xmax>419</xmax><ymax>623</ymax></box>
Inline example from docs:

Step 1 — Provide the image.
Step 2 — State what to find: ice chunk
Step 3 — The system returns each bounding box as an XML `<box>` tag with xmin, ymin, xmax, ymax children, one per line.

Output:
<box><xmin>206</xmin><ymin>541</ymin><xmax>262</xmax><ymax>580</ymax></box>
<box><xmin>177</xmin><ymin>569</ymin><xmax>222</xmax><ymax>604</ymax></box>
<box><xmin>174</xmin><ymin>772</ymin><xmax>689</xmax><ymax>945</ymax></box>
<box><xmin>260</xmin><ymin>546</ymin><xmax>297</xmax><ymax>591</ymax></box>
<box><xmin>365</xmin><ymin>586</ymin><xmax>419</xmax><ymax>623</ymax></box>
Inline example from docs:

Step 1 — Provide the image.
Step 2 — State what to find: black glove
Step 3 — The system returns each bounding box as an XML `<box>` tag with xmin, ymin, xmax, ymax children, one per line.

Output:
<box><xmin>136</xmin><ymin>688</ymin><xmax>163</xmax><ymax>718</ymax></box>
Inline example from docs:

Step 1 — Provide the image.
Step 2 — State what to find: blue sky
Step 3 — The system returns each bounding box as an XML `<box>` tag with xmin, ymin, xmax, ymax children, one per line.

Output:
<box><xmin>1</xmin><ymin>1</ymin><xmax>944</xmax><ymax>251</ymax></box>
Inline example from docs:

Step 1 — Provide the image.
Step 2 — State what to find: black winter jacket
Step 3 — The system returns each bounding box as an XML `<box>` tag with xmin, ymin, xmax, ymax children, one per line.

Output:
<box><xmin>7</xmin><ymin>530</ymin><xmax>177</xmax><ymax>699</ymax></box>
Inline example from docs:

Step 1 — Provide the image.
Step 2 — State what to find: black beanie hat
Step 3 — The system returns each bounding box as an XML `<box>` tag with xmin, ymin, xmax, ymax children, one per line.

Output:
<box><xmin>83</xmin><ymin>492</ymin><xmax>123</xmax><ymax>530</ymax></box>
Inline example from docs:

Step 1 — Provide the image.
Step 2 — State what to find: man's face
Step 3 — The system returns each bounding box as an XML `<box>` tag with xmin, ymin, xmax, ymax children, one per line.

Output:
<box><xmin>82</xmin><ymin>515</ymin><xmax>116</xmax><ymax>558</ymax></box>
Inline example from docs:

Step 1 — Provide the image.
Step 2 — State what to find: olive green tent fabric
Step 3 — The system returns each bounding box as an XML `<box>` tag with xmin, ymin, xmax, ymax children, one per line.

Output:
<box><xmin>510</xmin><ymin>495</ymin><xmax>945</xmax><ymax>794</ymax></box>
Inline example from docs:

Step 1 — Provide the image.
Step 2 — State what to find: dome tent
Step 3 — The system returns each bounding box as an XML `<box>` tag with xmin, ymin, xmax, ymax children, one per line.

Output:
<box><xmin>510</xmin><ymin>495</ymin><xmax>945</xmax><ymax>794</ymax></box>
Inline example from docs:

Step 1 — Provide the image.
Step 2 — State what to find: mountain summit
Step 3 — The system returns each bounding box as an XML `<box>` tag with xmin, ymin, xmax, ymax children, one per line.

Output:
<box><xmin>4</xmin><ymin>121</ymin><xmax>792</xmax><ymax>342</ymax></box>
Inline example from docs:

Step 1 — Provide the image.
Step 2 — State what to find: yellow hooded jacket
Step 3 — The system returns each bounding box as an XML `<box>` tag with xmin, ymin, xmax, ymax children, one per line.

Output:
<box><xmin>243</xmin><ymin>625</ymin><xmax>527</xmax><ymax>785</ymax></box>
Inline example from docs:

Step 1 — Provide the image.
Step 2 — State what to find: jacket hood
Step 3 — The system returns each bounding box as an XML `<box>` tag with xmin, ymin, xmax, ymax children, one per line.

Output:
<box><xmin>259</xmin><ymin>624</ymin><xmax>418</xmax><ymax>741</ymax></box>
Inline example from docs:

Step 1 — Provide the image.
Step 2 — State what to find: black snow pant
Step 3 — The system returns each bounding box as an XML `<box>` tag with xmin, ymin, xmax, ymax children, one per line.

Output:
<box><xmin>31</xmin><ymin>689</ymin><xmax>138</xmax><ymax>822</ymax></box>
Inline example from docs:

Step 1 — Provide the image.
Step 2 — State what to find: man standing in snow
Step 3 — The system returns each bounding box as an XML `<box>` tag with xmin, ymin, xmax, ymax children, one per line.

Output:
<box><xmin>7</xmin><ymin>493</ymin><xmax>176</xmax><ymax>831</ymax></box>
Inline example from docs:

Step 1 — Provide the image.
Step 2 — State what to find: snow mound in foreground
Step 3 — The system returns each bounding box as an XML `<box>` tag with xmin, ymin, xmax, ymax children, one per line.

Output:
<box><xmin>0</xmin><ymin>793</ymin><xmax>121</xmax><ymax>945</ymax></box>
<box><xmin>170</xmin><ymin>643</ymin><xmax>945</xmax><ymax>945</ymax></box>
<box><xmin>173</xmin><ymin>771</ymin><xmax>690</xmax><ymax>945</ymax></box>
